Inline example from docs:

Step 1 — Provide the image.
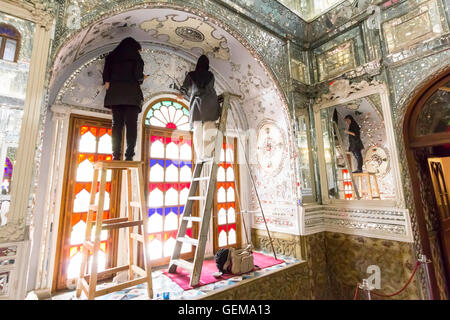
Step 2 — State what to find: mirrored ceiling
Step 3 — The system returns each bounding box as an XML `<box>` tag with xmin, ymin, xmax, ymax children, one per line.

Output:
<box><xmin>277</xmin><ymin>0</ymin><xmax>347</xmax><ymax>21</ymax></box>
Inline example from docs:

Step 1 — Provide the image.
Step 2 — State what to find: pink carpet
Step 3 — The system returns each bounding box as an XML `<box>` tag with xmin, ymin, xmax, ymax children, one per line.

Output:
<box><xmin>163</xmin><ymin>252</ymin><xmax>284</xmax><ymax>290</ymax></box>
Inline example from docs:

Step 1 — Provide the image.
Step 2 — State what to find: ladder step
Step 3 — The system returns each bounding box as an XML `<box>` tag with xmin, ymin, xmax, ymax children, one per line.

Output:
<box><xmin>101</xmin><ymin>220</ymin><xmax>143</xmax><ymax>230</ymax></box>
<box><xmin>83</xmin><ymin>240</ymin><xmax>94</xmax><ymax>252</ymax></box>
<box><xmin>130</xmin><ymin>232</ymin><xmax>144</xmax><ymax>242</ymax></box>
<box><xmin>200</xmin><ymin>157</ymin><xmax>214</xmax><ymax>163</ymax></box>
<box><xmin>182</xmin><ymin>216</ymin><xmax>202</xmax><ymax>222</ymax></box>
<box><xmin>89</xmin><ymin>205</ymin><xmax>98</xmax><ymax>211</ymax></box>
<box><xmin>92</xmin><ymin>217</ymin><xmax>128</xmax><ymax>226</ymax></box>
<box><xmin>171</xmin><ymin>259</ymin><xmax>194</xmax><ymax>272</ymax></box>
<box><xmin>102</xmin><ymin>217</ymin><xmax>129</xmax><ymax>224</ymax></box>
<box><xmin>193</xmin><ymin>176</ymin><xmax>210</xmax><ymax>181</ymax></box>
<box><xmin>177</xmin><ymin>236</ymin><xmax>198</xmax><ymax>246</ymax></box>
<box><xmin>129</xmin><ymin>201</ymin><xmax>141</xmax><ymax>208</ymax></box>
<box><xmin>187</xmin><ymin>196</ymin><xmax>206</xmax><ymax>201</ymax></box>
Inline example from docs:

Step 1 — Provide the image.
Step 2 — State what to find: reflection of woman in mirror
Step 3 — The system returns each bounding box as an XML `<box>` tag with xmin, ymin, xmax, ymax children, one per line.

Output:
<box><xmin>344</xmin><ymin>115</ymin><xmax>364</xmax><ymax>173</ymax></box>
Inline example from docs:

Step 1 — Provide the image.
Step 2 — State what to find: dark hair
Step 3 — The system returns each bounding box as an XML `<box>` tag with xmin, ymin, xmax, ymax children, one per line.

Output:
<box><xmin>345</xmin><ymin>115</ymin><xmax>356</xmax><ymax>122</ymax></box>
<box><xmin>195</xmin><ymin>54</ymin><xmax>209</xmax><ymax>72</ymax></box>
<box><xmin>108</xmin><ymin>37</ymin><xmax>142</xmax><ymax>61</ymax></box>
<box><xmin>117</xmin><ymin>37</ymin><xmax>142</xmax><ymax>51</ymax></box>
<box><xmin>190</xmin><ymin>54</ymin><xmax>213</xmax><ymax>89</ymax></box>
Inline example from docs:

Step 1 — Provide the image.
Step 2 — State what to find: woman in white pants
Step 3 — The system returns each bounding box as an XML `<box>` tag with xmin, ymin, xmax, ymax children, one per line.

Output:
<box><xmin>177</xmin><ymin>55</ymin><xmax>221</xmax><ymax>162</ymax></box>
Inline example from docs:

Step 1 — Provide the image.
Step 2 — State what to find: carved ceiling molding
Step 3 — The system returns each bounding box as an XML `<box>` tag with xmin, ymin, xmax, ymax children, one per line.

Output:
<box><xmin>1</xmin><ymin>0</ymin><xmax>54</xmax><ymax>30</ymax></box>
<box><xmin>313</xmin><ymin>79</ymin><xmax>383</xmax><ymax>111</ymax></box>
<box><xmin>48</xmin><ymin>3</ymin><xmax>291</xmax><ymax>120</ymax></box>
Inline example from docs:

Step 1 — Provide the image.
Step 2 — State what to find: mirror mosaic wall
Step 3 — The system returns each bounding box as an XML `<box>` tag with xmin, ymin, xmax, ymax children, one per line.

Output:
<box><xmin>320</xmin><ymin>94</ymin><xmax>395</xmax><ymax>201</ymax></box>
<box><xmin>0</xmin><ymin>12</ymin><xmax>35</xmax><ymax>226</ymax></box>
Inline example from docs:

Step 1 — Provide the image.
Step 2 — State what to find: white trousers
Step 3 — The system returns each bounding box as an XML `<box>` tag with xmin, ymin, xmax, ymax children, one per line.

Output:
<box><xmin>193</xmin><ymin>121</ymin><xmax>217</xmax><ymax>162</ymax></box>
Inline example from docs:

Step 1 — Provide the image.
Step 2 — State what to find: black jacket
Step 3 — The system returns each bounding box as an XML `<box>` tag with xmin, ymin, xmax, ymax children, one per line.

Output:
<box><xmin>103</xmin><ymin>49</ymin><xmax>145</xmax><ymax>111</ymax></box>
<box><xmin>180</xmin><ymin>71</ymin><xmax>220</xmax><ymax>129</ymax></box>
<box><xmin>348</xmin><ymin>121</ymin><xmax>364</xmax><ymax>152</ymax></box>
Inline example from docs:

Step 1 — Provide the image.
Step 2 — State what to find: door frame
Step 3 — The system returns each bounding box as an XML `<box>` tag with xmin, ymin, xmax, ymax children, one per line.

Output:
<box><xmin>0</xmin><ymin>0</ymin><xmax>53</xmax><ymax>300</ymax></box>
<box><xmin>403</xmin><ymin>67</ymin><xmax>450</xmax><ymax>299</ymax></box>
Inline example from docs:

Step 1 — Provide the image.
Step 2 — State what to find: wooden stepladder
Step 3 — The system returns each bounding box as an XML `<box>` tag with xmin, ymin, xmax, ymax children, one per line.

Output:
<box><xmin>168</xmin><ymin>93</ymin><xmax>235</xmax><ymax>287</ymax></box>
<box><xmin>76</xmin><ymin>161</ymin><xmax>153</xmax><ymax>300</ymax></box>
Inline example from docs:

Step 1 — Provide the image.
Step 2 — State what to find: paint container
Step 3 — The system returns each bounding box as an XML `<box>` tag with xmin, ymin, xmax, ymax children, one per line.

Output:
<box><xmin>162</xmin><ymin>291</ymin><xmax>170</xmax><ymax>300</ymax></box>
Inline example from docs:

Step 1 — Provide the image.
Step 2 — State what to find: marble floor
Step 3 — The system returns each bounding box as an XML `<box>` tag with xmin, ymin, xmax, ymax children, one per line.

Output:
<box><xmin>51</xmin><ymin>251</ymin><xmax>300</xmax><ymax>300</ymax></box>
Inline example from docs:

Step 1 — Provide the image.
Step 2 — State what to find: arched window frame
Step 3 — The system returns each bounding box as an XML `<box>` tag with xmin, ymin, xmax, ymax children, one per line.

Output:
<box><xmin>144</xmin><ymin>98</ymin><xmax>190</xmax><ymax>130</ymax></box>
<box><xmin>142</xmin><ymin>97</ymin><xmax>242</xmax><ymax>263</ymax></box>
<box><xmin>0</xmin><ymin>23</ymin><xmax>21</xmax><ymax>62</ymax></box>
<box><xmin>142</xmin><ymin>97</ymin><xmax>197</xmax><ymax>266</ymax></box>
<box><xmin>408</xmin><ymin>74</ymin><xmax>450</xmax><ymax>148</ymax></box>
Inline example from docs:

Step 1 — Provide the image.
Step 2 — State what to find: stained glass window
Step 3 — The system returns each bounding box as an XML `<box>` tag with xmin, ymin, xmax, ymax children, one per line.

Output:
<box><xmin>144</xmin><ymin>99</ymin><xmax>195</xmax><ymax>264</ymax></box>
<box><xmin>67</xmin><ymin>125</ymin><xmax>113</xmax><ymax>280</ymax></box>
<box><xmin>56</xmin><ymin>117</ymin><xmax>118</xmax><ymax>290</ymax></box>
<box><xmin>0</xmin><ymin>23</ymin><xmax>21</xmax><ymax>62</ymax></box>
<box><xmin>214</xmin><ymin>140</ymin><xmax>240</xmax><ymax>250</ymax></box>
<box><xmin>145</xmin><ymin>100</ymin><xmax>190</xmax><ymax>131</ymax></box>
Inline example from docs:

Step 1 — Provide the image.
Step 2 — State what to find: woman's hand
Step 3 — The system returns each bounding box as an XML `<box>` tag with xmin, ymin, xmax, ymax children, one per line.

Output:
<box><xmin>345</xmin><ymin>130</ymin><xmax>355</xmax><ymax>136</ymax></box>
<box><xmin>105</xmin><ymin>82</ymin><xmax>110</xmax><ymax>90</ymax></box>
<box><xmin>143</xmin><ymin>74</ymin><xmax>149</xmax><ymax>80</ymax></box>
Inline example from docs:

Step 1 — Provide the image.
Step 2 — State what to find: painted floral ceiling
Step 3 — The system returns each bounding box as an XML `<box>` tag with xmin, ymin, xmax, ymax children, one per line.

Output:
<box><xmin>49</xmin><ymin>7</ymin><xmax>298</xmax><ymax>211</ymax></box>
<box><xmin>50</xmin><ymin>8</ymin><xmax>287</xmax><ymax>126</ymax></box>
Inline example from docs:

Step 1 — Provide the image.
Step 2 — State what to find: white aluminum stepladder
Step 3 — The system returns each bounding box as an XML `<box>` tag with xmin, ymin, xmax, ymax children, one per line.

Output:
<box><xmin>168</xmin><ymin>92</ymin><xmax>277</xmax><ymax>287</ymax></box>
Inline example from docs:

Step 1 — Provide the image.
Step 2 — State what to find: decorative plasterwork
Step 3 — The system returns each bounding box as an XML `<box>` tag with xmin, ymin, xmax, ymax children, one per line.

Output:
<box><xmin>255</xmin><ymin>120</ymin><xmax>287</xmax><ymax>177</ymax></box>
<box><xmin>300</xmin><ymin>204</ymin><xmax>413</xmax><ymax>242</ymax></box>
<box><xmin>343</xmin><ymin>59</ymin><xmax>382</xmax><ymax>79</ymax></box>
<box><xmin>0</xmin><ymin>219</ymin><xmax>26</xmax><ymax>243</ymax></box>
<box><xmin>314</xmin><ymin>79</ymin><xmax>383</xmax><ymax>109</ymax></box>
<box><xmin>251</xmin><ymin>228</ymin><xmax>303</xmax><ymax>259</ymax></box>
<box><xmin>48</xmin><ymin>4</ymin><xmax>291</xmax><ymax>113</ymax></box>
<box><xmin>1</xmin><ymin>0</ymin><xmax>54</xmax><ymax>30</ymax></box>
<box><xmin>140</xmin><ymin>15</ymin><xmax>230</xmax><ymax>60</ymax></box>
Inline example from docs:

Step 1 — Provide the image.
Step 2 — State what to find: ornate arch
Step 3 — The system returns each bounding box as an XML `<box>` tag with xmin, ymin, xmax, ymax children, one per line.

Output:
<box><xmin>396</xmin><ymin>63</ymin><xmax>450</xmax><ymax>300</ymax></box>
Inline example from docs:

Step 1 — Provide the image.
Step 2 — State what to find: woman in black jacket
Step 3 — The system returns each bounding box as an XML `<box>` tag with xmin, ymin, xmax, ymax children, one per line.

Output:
<box><xmin>103</xmin><ymin>37</ymin><xmax>147</xmax><ymax>161</ymax></box>
<box><xmin>344</xmin><ymin>115</ymin><xmax>364</xmax><ymax>173</ymax></box>
<box><xmin>177</xmin><ymin>54</ymin><xmax>220</xmax><ymax>162</ymax></box>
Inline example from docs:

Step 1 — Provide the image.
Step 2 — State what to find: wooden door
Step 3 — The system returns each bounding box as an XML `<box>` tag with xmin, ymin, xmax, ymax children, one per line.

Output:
<box><xmin>428</xmin><ymin>157</ymin><xmax>450</xmax><ymax>287</ymax></box>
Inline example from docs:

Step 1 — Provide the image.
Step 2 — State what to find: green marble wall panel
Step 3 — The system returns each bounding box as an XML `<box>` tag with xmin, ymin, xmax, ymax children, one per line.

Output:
<box><xmin>202</xmin><ymin>262</ymin><xmax>312</xmax><ymax>299</ymax></box>
<box><xmin>304</xmin><ymin>232</ymin><xmax>332</xmax><ymax>299</ymax></box>
<box><xmin>324</xmin><ymin>232</ymin><xmax>421</xmax><ymax>300</ymax></box>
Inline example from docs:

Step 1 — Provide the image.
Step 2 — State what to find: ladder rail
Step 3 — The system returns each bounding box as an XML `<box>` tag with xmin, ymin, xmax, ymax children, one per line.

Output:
<box><xmin>168</xmin><ymin>92</ymin><xmax>274</xmax><ymax>286</ymax></box>
<box><xmin>168</xmin><ymin>93</ymin><xmax>230</xmax><ymax>285</ymax></box>
<box><xmin>168</xmin><ymin>162</ymin><xmax>203</xmax><ymax>273</ymax></box>
<box><xmin>76</xmin><ymin>162</ymin><xmax>153</xmax><ymax>300</ymax></box>
<box><xmin>190</xmin><ymin>93</ymin><xmax>230</xmax><ymax>286</ymax></box>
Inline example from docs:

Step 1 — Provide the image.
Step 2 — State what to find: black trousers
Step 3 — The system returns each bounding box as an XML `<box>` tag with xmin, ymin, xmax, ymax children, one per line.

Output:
<box><xmin>352</xmin><ymin>149</ymin><xmax>364</xmax><ymax>172</ymax></box>
<box><xmin>111</xmin><ymin>105</ymin><xmax>139</xmax><ymax>160</ymax></box>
